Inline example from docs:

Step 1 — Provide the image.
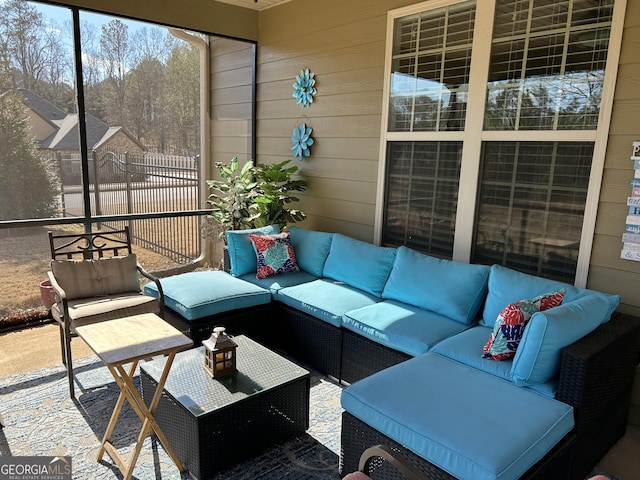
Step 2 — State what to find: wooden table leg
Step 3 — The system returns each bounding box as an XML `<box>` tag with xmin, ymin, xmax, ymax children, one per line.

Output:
<box><xmin>97</xmin><ymin>361</ymin><xmax>138</xmax><ymax>462</ymax></box>
<box><xmin>98</xmin><ymin>354</ymin><xmax>185</xmax><ymax>480</ymax></box>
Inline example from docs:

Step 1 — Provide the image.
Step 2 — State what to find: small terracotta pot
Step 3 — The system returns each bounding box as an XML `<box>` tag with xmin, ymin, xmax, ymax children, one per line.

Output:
<box><xmin>39</xmin><ymin>280</ymin><xmax>56</xmax><ymax>310</ymax></box>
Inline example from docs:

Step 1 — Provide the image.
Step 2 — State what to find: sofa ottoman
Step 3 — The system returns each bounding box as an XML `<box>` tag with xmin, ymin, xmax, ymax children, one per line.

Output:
<box><xmin>341</xmin><ymin>352</ymin><xmax>575</xmax><ymax>480</ymax></box>
<box><xmin>143</xmin><ymin>270</ymin><xmax>272</xmax><ymax>343</ymax></box>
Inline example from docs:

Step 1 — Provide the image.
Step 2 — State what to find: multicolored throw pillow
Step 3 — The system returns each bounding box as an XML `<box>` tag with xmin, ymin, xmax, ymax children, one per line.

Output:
<box><xmin>249</xmin><ymin>232</ymin><xmax>300</xmax><ymax>279</ymax></box>
<box><xmin>482</xmin><ymin>289</ymin><xmax>565</xmax><ymax>361</ymax></box>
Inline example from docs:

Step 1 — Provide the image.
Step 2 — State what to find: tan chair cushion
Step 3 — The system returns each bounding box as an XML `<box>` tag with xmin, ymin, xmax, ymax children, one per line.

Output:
<box><xmin>51</xmin><ymin>292</ymin><xmax>159</xmax><ymax>332</ymax></box>
<box><xmin>51</xmin><ymin>255</ymin><xmax>140</xmax><ymax>300</ymax></box>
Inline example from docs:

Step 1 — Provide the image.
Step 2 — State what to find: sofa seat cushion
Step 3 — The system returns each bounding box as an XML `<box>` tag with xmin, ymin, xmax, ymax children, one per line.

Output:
<box><xmin>481</xmin><ymin>264</ymin><xmax>620</xmax><ymax>328</ymax></box>
<box><xmin>431</xmin><ymin>326</ymin><xmax>558</xmax><ymax>398</ymax></box>
<box><xmin>342</xmin><ymin>300</ymin><xmax>470</xmax><ymax>357</ymax></box>
<box><xmin>52</xmin><ymin>292</ymin><xmax>159</xmax><ymax>332</ymax></box>
<box><xmin>143</xmin><ymin>270</ymin><xmax>271</xmax><ymax>321</ymax></box>
<box><xmin>382</xmin><ymin>246</ymin><xmax>489</xmax><ymax>324</ymax></box>
<box><xmin>341</xmin><ymin>353</ymin><xmax>574</xmax><ymax>480</ymax></box>
<box><xmin>277</xmin><ymin>279</ymin><xmax>380</xmax><ymax>328</ymax></box>
<box><xmin>432</xmin><ymin>326</ymin><xmax>514</xmax><ymax>382</ymax></box>
<box><xmin>322</xmin><ymin>234</ymin><xmax>396</xmax><ymax>297</ymax></box>
<box><xmin>238</xmin><ymin>270</ymin><xmax>318</xmax><ymax>299</ymax></box>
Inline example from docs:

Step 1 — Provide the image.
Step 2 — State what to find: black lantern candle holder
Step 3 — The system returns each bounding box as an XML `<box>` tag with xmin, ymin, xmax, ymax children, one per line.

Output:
<box><xmin>202</xmin><ymin>326</ymin><xmax>238</xmax><ymax>378</ymax></box>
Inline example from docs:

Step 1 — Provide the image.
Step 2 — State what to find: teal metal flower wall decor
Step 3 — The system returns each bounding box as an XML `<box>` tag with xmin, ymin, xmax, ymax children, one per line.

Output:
<box><xmin>291</xmin><ymin>123</ymin><xmax>314</xmax><ymax>160</ymax></box>
<box><xmin>292</xmin><ymin>68</ymin><xmax>316</xmax><ymax>108</ymax></box>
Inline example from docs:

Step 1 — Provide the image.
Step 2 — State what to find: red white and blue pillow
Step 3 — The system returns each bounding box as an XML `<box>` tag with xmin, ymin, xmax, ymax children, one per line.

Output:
<box><xmin>482</xmin><ymin>289</ymin><xmax>565</xmax><ymax>361</ymax></box>
<box><xmin>249</xmin><ymin>232</ymin><xmax>300</xmax><ymax>279</ymax></box>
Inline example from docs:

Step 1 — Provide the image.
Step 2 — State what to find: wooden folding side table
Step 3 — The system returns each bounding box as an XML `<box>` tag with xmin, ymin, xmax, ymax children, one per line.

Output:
<box><xmin>75</xmin><ymin>313</ymin><xmax>193</xmax><ymax>480</ymax></box>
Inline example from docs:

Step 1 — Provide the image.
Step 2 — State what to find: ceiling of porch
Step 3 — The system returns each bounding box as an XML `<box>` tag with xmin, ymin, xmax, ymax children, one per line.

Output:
<box><xmin>214</xmin><ymin>0</ymin><xmax>290</xmax><ymax>10</ymax></box>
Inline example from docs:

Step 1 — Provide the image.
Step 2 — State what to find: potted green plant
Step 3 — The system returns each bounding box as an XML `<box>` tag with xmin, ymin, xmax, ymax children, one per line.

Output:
<box><xmin>206</xmin><ymin>157</ymin><xmax>309</xmax><ymax>270</ymax></box>
<box><xmin>206</xmin><ymin>157</ymin><xmax>309</xmax><ymax>237</ymax></box>
<box><xmin>205</xmin><ymin>157</ymin><xmax>260</xmax><ymax>239</ymax></box>
<box><xmin>252</xmin><ymin>160</ymin><xmax>308</xmax><ymax>230</ymax></box>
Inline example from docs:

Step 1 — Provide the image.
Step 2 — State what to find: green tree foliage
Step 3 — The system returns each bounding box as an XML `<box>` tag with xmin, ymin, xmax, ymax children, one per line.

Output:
<box><xmin>126</xmin><ymin>57</ymin><xmax>166</xmax><ymax>143</ymax></box>
<box><xmin>0</xmin><ymin>68</ymin><xmax>58</xmax><ymax>220</ymax></box>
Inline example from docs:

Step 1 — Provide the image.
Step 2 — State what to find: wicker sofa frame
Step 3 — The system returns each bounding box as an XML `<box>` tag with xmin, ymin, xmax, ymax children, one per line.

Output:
<box><xmin>340</xmin><ymin>413</ymin><xmax>575</xmax><ymax>480</ymax></box>
<box><xmin>162</xmin><ymin>303</ymin><xmax>273</xmax><ymax>345</ymax></box>
<box><xmin>173</xmin><ymin>297</ymin><xmax>640</xmax><ymax>479</ymax></box>
<box><xmin>341</xmin><ymin>329</ymin><xmax>412</xmax><ymax>384</ymax></box>
<box><xmin>167</xmin><ymin>253</ymin><xmax>640</xmax><ymax>480</ymax></box>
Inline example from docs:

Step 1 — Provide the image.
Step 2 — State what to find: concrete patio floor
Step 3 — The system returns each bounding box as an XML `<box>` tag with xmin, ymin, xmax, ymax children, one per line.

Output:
<box><xmin>1</xmin><ymin>323</ymin><xmax>639</xmax><ymax>479</ymax></box>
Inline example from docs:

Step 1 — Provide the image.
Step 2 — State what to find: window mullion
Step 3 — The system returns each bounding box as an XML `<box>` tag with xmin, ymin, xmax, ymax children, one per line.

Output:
<box><xmin>435</xmin><ymin>11</ymin><xmax>450</xmax><ymax>132</ymax></box>
<box><xmin>410</xmin><ymin>16</ymin><xmax>421</xmax><ymax>132</ymax></box>
<box><xmin>451</xmin><ymin>0</ymin><xmax>495</xmax><ymax>262</ymax></box>
<box><xmin>512</xmin><ymin>0</ymin><xmax>534</xmax><ymax>131</ymax></box>
<box><xmin>554</xmin><ymin>0</ymin><xmax>574</xmax><ymax>130</ymax></box>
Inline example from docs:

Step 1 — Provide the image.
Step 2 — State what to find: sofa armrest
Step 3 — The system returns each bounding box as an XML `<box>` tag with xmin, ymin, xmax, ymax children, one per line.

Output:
<box><xmin>556</xmin><ymin>313</ymin><xmax>640</xmax><ymax>479</ymax></box>
<box><xmin>557</xmin><ymin>313</ymin><xmax>640</xmax><ymax>424</ymax></box>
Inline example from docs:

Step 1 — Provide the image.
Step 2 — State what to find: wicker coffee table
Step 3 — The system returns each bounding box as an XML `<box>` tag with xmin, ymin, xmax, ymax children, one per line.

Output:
<box><xmin>139</xmin><ymin>335</ymin><xmax>310</xmax><ymax>479</ymax></box>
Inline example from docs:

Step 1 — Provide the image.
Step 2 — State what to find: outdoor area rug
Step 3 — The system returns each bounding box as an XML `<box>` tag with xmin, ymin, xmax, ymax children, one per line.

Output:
<box><xmin>0</xmin><ymin>355</ymin><xmax>343</xmax><ymax>479</ymax></box>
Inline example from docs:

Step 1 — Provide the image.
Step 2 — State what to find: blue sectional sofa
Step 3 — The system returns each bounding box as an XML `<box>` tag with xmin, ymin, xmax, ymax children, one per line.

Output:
<box><xmin>143</xmin><ymin>225</ymin><xmax>640</xmax><ymax>480</ymax></box>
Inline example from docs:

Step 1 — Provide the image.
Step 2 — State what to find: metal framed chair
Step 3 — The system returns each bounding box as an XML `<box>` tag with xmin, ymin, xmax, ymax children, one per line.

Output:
<box><xmin>47</xmin><ymin>227</ymin><xmax>165</xmax><ymax>397</ymax></box>
<box><xmin>343</xmin><ymin>445</ymin><xmax>427</xmax><ymax>480</ymax></box>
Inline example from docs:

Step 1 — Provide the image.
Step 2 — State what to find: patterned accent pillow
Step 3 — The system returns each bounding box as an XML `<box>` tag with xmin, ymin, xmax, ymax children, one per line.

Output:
<box><xmin>249</xmin><ymin>232</ymin><xmax>300</xmax><ymax>279</ymax></box>
<box><xmin>482</xmin><ymin>289</ymin><xmax>565</xmax><ymax>361</ymax></box>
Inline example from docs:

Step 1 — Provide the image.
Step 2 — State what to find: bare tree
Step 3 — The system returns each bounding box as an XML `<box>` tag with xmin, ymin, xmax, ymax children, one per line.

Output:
<box><xmin>39</xmin><ymin>19</ymin><xmax>74</xmax><ymax>111</ymax></box>
<box><xmin>165</xmin><ymin>42</ymin><xmax>200</xmax><ymax>154</ymax></box>
<box><xmin>132</xmin><ymin>26</ymin><xmax>172</xmax><ymax>64</ymax></box>
<box><xmin>99</xmin><ymin>18</ymin><xmax>131</xmax><ymax>125</ymax></box>
<box><xmin>0</xmin><ymin>0</ymin><xmax>50</xmax><ymax>90</ymax></box>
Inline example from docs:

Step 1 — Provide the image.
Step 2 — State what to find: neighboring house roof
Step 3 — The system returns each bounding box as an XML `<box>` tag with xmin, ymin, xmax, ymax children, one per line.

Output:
<box><xmin>94</xmin><ymin>126</ymin><xmax>127</xmax><ymax>150</ymax></box>
<box><xmin>17</xmin><ymin>88</ymin><xmax>66</xmax><ymax>123</ymax></box>
<box><xmin>18</xmin><ymin>88</ymin><xmax>145</xmax><ymax>152</ymax></box>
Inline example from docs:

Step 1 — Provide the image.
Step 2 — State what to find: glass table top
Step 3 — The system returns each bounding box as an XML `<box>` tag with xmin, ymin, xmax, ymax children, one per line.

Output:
<box><xmin>140</xmin><ymin>335</ymin><xmax>309</xmax><ymax>417</ymax></box>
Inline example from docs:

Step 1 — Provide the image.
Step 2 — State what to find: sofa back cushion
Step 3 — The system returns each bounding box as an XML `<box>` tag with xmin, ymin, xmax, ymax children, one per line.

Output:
<box><xmin>511</xmin><ymin>294</ymin><xmax>610</xmax><ymax>386</ymax></box>
<box><xmin>225</xmin><ymin>225</ymin><xmax>280</xmax><ymax>276</ymax></box>
<box><xmin>382</xmin><ymin>246</ymin><xmax>490</xmax><ymax>324</ymax></box>
<box><xmin>481</xmin><ymin>264</ymin><xmax>620</xmax><ymax>328</ymax></box>
<box><xmin>51</xmin><ymin>255</ymin><xmax>140</xmax><ymax>300</ymax></box>
<box><xmin>288</xmin><ymin>226</ymin><xmax>333</xmax><ymax>277</ymax></box>
<box><xmin>322</xmin><ymin>234</ymin><xmax>396</xmax><ymax>297</ymax></box>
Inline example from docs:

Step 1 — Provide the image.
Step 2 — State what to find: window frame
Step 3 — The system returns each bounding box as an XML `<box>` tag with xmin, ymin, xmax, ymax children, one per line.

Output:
<box><xmin>375</xmin><ymin>0</ymin><xmax>627</xmax><ymax>287</ymax></box>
